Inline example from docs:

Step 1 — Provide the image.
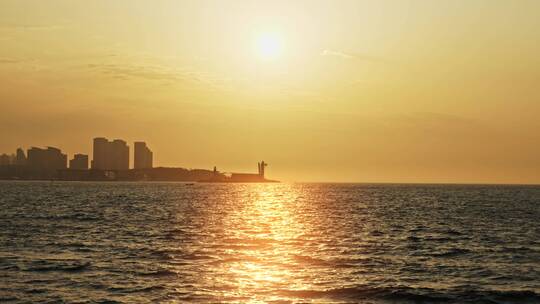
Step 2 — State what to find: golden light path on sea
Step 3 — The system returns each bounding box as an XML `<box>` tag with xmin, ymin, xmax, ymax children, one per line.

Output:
<box><xmin>217</xmin><ymin>184</ymin><xmax>309</xmax><ymax>303</ymax></box>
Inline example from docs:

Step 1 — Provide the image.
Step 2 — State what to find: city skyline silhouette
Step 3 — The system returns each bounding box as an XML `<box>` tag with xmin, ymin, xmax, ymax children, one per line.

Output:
<box><xmin>0</xmin><ymin>136</ymin><xmax>277</xmax><ymax>182</ymax></box>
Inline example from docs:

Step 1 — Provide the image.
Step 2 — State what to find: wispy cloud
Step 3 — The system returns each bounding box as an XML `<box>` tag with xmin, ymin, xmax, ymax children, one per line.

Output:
<box><xmin>321</xmin><ymin>49</ymin><xmax>386</xmax><ymax>63</ymax></box>
<box><xmin>0</xmin><ymin>57</ymin><xmax>39</xmax><ymax>66</ymax></box>
<box><xmin>0</xmin><ymin>57</ymin><xmax>21</xmax><ymax>64</ymax></box>
<box><xmin>86</xmin><ymin>63</ymin><xmax>181</xmax><ymax>81</ymax></box>
<box><xmin>84</xmin><ymin>62</ymin><xmax>230</xmax><ymax>90</ymax></box>
<box><xmin>0</xmin><ymin>23</ymin><xmax>67</xmax><ymax>32</ymax></box>
<box><xmin>395</xmin><ymin>112</ymin><xmax>485</xmax><ymax>133</ymax></box>
<box><xmin>0</xmin><ymin>23</ymin><xmax>68</xmax><ymax>41</ymax></box>
<box><xmin>321</xmin><ymin>50</ymin><xmax>355</xmax><ymax>59</ymax></box>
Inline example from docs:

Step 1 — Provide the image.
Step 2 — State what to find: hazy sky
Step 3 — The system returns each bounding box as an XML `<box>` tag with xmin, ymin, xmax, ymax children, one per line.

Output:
<box><xmin>1</xmin><ymin>0</ymin><xmax>539</xmax><ymax>183</ymax></box>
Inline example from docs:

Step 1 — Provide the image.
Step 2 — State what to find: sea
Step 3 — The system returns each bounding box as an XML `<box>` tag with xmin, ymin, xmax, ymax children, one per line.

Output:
<box><xmin>0</xmin><ymin>181</ymin><xmax>539</xmax><ymax>303</ymax></box>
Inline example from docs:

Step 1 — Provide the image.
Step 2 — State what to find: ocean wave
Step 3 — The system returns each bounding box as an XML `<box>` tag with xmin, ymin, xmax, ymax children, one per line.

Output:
<box><xmin>106</xmin><ymin>285</ymin><xmax>165</xmax><ymax>293</ymax></box>
<box><xmin>0</xmin><ymin>296</ymin><xmax>19</xmax><ymax>302</ymax></box>
<box><xmin>23</xmin><ymin>260</ymin><xmax>91</xmax><ymax>273</ymax></box>
<box><xmin>278</xmin><ymin>286</ymin><xmax>540</xmax><ymax>303</ymax></box>
<box><xmin>139</xmin><ymin>269</ymin><xmax>177</xmax><ymax>278</ymax></box>
<box><xmin>208</xmin><ymin>255</ymin><xmax>263</xmax><ymax>265</ymax></box>
<box><xmin>491</xmin><ymin>290</ymin><xmax>540</xmax><ymax>302</ymax></box>
<box><xmin>20</xmin><ymin>213</ymin><xmax>101</xmax><ymax>222</ymax></box>
<box><xmin>277</xmin><ymin>286</ymin><xmax>454</xmax><ymax>302</ymax></box>
<box><xmin>429</xmin><ymin>248</ymin><xmax>471</xmax><ymax>257</ymax></box>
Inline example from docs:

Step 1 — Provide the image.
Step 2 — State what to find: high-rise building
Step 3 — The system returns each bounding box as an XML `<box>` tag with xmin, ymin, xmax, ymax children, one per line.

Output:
<box><xmin>27</xmin><ymin>147</ymin><xmax>67</xmax><ymax>170</ymax></box>
<box><xmin>0</xmin><ymin>154</ymin><xmax>10</xmax><ymax>166</ymax></box>
<box><xmin>69</xmin><ymin>154</ymin><xmax>89</xmax><ymax>170</ymax></box>
<box><xmin>134</xmin><ymin>142</ymin><xmax>153</xmax><ymax>169</ymax></box>
<box><xmin>91</xmin><ymin>137</ymin><xmax>129</xmax><ymax>170</ymax></box>
<box><xmin>91</xmin><ymin>137</ymin><xmax>108</xmax><ymax>170</ymax></box>
<box><xmin>112</xmin><ymin>139</ymin><xmax>129</xmax><ymax>170</ymax></box>
<box><xmin>15</xmin><ymin>148</ymin><xmax>26</xmax><ymax>165</ymax></box>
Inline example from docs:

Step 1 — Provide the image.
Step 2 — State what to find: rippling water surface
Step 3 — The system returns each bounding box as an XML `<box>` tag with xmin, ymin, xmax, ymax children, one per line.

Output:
<box><xmin>1</xmin><ymin>181</ymin><xmax>539</xmax><ymax>303</ymax></box>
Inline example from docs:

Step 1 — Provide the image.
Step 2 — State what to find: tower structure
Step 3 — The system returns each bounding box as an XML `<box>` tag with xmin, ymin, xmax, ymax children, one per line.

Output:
<box><xmin>258</xmin><ymin>161</ymin><xmax>267</xmax><ymax>178</ymax></box>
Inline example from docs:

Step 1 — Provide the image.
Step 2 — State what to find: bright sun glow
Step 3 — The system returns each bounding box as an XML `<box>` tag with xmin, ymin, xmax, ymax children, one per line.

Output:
<box><xmin>254</xmin><ymin>33</ymin><xmax>284</xmax><ymax>60</ymax></box>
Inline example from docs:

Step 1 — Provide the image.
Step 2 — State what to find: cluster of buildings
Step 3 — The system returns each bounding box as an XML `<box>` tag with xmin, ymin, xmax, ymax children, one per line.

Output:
<box><xmin>1</xmin><ymin>138</ymin><xmax>276</xmax><ymax>182</ymax></box>
<box><xmin>1</xmin><ymin>147</ymin><xmax>69</xmax><ymax>171</ymax></box>
<box><xmin>0</xmin><ymin>138</ymin><xmax>153</xmax><ymax>178</ymax></box>
<box><xmin>0</xmin><ymin>148</ymin><xmax>27</xmax><ymax>167</ymax></box>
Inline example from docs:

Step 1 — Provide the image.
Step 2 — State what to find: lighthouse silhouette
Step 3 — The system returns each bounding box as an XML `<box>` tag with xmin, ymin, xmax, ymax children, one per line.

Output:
<box><xmin>257</xmin><ymin>161</ymin><xmax>267</xmax><ymax>178</ymax></box>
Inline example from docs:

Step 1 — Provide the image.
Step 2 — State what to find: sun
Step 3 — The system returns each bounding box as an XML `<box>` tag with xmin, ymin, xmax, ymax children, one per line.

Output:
<box><xmin>254</xmin><ymin>33</ymin><xmax>284</xmax><ymax>60</ymax></box>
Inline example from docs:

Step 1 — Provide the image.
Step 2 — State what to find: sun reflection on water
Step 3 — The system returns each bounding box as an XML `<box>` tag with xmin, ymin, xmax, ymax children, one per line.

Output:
<box><xmin>215</xmin><ymin>184</ymin><xmax>309</xmax><ymax>302</ymax></box>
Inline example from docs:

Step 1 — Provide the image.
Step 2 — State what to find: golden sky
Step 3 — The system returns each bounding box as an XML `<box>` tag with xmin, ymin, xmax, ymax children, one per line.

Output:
<box><xmin>1</xmin><ymin>0</ymin><xmax>539</xmax><ymax>183</ymax></box>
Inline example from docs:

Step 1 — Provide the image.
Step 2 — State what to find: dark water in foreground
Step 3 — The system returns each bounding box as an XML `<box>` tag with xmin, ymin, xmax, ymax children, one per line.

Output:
<box><xmin>0</xmin><ymin>182</ymin><xmax>539</xmax><ymax>303</ymax></box>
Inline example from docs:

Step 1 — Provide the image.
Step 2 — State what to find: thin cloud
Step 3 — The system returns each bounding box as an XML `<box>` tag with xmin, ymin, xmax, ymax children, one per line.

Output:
<box><xmin>86</xmin><ymin>63</ymin><xmax>182</xmax><ymax>81</ymax></box>
<box><xmin>396</xmin><ymin>112</ymin><xmax>485</xmax><ymax>132</ymax></box>
<box><xmin>321</xmin><ymin>49</ymin><xmax>386</xmax><ymax>63</ymax></box>
<box><xmin>0</xmin><ymin>58</ymin><xmax>21</xmax><ymax>64</ymax></box>
<box><xmin>0</xmin><ymin>23</ymin><xmax>68</xmax><ymax>41</ymax></box>
<box><xmin>321</xmin><ymin>50</ymin><xmax>355</xmax><ymax>59</ymax></box>
<box><xmin>0</xmin><ymin>24</ymin><xmax>67</xmax><ymax>32</ymax></box>
<box><xmin>84</xmin><ymin>62</ymin><xmax>230</xmax><ymax>90</ymax></box>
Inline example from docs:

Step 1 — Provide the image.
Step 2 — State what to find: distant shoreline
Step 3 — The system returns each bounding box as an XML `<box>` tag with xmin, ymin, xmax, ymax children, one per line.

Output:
<box><xmin>0</xmin><ymin>165</ymin><xmax>277</xmax><ymax>183</ymax></box>
<box><xmin>0</xmin><ymin>178</ymin><xmax>279</xmax><ymax>183</ymax></box>
<box><xmin>1</xmin><ymin>179</ymin><xmax>538</xmax><ymax>186</ymax></box>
